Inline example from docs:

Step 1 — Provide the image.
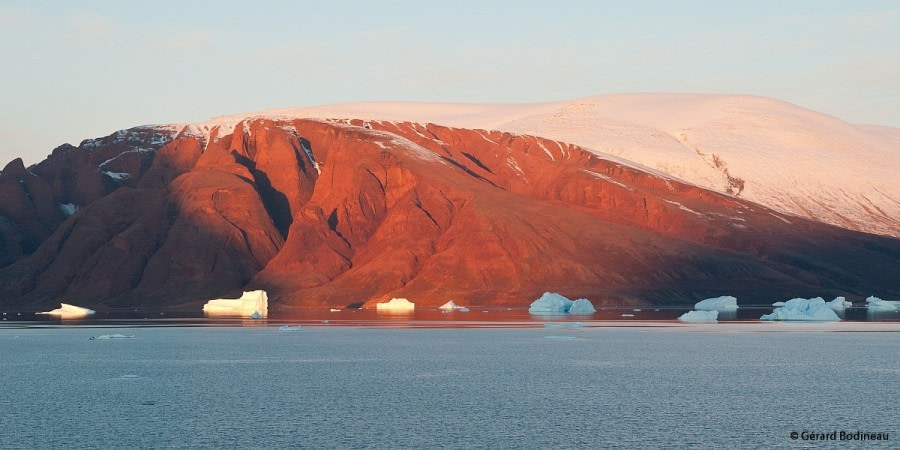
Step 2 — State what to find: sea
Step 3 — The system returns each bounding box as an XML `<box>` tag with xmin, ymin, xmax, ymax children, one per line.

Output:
<box><xmin>1</xmin><ymin>307</ymin><xmax>897</xmax><ymax>448</ymax></box>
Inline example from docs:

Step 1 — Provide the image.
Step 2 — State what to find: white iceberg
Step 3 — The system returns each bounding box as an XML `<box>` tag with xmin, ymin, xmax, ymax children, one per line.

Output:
<box><xmin>439</xmin><ymin>300</ymin><xmax>468</xmax><ymax>311</ymax></box>
<box><xmin>528</xmin><ymin>292</ymin><xmax>595</xmax><ymax>314</ymax></box>
<box><xmin>694</xmin><ymin>296</ymin><xmax>738</xmax><ymax>311</ymax></box>
<box><xmin>866</xmin><ymin>296</ymin><xmax>900</xmax><ymax>311</ymax></box>
<box><xmin>678</xmin><ymin>310</ymin><xmax>719</xmax><ymax>322</ymax></box>
<box><xmin>827</xmin><ymin>296</ymin><xmax>852</xmax><ymax>311</ymax></box>
<box><xmin>37</xmin><ymin>303</ymin><xmax>96</xmax><ymax>319</ymax></box>
<box><xmin>202</xmin><ymin>290</ymin><xmax>268</xmax><ymax>318</ymax></box>
<box><xmin>376</xmin><ymin>297</ymin><xmax>415</xmax><ymax>313</ymax></box>
<box><xmin>761</xmin><ymin>298</ymin><xmax>840</xmax><ymax>322</ymax></box>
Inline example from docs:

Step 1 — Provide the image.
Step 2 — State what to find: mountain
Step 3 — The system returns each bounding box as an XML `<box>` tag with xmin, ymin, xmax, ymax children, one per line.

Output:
<box><xmin>206</xmin><ymin>94</ymin><xmax>900</xmax><ymax>238</ymax></box>
<box><xmin>1</xmin><ymin>101</ymin><xmax>899</xmax><ymax>310</ymax></box>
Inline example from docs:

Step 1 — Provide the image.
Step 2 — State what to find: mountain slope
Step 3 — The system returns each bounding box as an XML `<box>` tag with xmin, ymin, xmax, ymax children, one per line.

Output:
<box><xmin>198</xmin><ymin>94</ymin><xmax>899</xmax><ymax>238</ymax></box>
<box><xmin>1</xmin><ymin>116</ymin><xmax>898</xmax><ymax>309</ymax></box>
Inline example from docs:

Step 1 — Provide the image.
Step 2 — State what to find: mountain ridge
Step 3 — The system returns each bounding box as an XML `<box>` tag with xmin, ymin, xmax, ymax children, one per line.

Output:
<box><xmin>1</xmin><ymin>112</ymin><xmax>898</xmax><ymax>310</ymax></box>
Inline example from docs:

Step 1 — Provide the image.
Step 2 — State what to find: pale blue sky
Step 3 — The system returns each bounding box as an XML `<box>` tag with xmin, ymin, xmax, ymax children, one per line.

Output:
<box><xmin>1</xmin><ymin>0</ymin><xmax>898</xmax><ymax>164</ymax></box>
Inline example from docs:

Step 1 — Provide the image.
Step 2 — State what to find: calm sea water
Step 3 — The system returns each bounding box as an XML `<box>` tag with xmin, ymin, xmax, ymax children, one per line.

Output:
<box><xmin>1</xmin><ymin>325</ymin><xmax>897</xmax><ymax>448</ymax></box>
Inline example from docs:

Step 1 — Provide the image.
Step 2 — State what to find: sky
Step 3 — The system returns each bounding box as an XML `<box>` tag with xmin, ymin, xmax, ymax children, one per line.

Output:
<box><xmin>1</xmin><ymin>0</ymin><xmax>899</xmax><ymax>165</ymax></box>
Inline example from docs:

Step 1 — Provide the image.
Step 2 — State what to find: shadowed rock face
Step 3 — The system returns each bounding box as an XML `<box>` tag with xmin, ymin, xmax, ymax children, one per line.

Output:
<box><xmin>1</xmin><ymin>118</ymin><xmax>899</xmax><ymax>310</ymax></box>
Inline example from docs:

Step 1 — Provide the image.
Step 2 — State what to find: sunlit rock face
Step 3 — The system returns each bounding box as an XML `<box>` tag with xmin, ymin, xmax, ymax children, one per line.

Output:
<box><xmin>1</xmin><ymin>116</ymin><xmax>899</xmax><ymax>311</ymax></box>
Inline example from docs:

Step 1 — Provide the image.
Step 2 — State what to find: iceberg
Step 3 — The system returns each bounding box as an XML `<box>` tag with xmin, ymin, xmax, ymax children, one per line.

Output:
<box><xmin>568</xmin><ymin>299</ymin><xmax>597</xmax><ymax>314</ymax></box>
<box><xmin>772</xmin><ymin>301</ymin><xmax>786</xmax><ymax>307</ymax></box>
<box><xmin>761</xmin><ymin>298</ymin><xmax>840</xmax><ymax>322</ymax></box>
<box><xmin>376</xmin><ymin>297</ymin><xmax>415</xmax><ymax>313</ymax></box>
<box><xmin>37</xmin><ymin>303</ymin><xmax>96</xmax><ymax>319</ymax></box>
<box><xmin>694</xmin><ymin>296</ymin><xmax>738</xmax><ymax>311</ymax></box>
<box><xmin>439</xmin><ymin>300</ymin><xmax>468</xmax><ymax>311</ymax></box>
<box><xmin>528</xmin><ymin>292</ymin><xmax>595</xmax><ymax>314</ymax></box>
<box><xmin>866</xmin><ymin>296</ymin><xmax>900</xmax><ymax>311</ymax></box>
<box><xmin>202</xmin><ymin>290</ymin><xmax>268</xmax><ymax>318</ymax></box>
<box><xmin>827</xmin><ymin>296</ymin><xmax>852</xmax><ymax>311</ymax></box>
<box><xmin>90</xmin><ymin>334</ymin><xmax>133</xmax><ymax>340</ymax></box>
<box><xmin>678</xmin><ymin>310</ymin><xmax>718</xmax><ymax>322</ymax></box>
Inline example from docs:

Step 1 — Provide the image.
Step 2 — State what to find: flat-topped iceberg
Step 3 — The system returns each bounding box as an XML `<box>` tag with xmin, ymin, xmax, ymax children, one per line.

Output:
<box><xmin>827</xmin><ymin>296</ymin><xmax>852</xmax><ymax>311</ymax></box>
<box><xmin>866</xmin><ymin>296</ymin><xmax>900</xmax><ymax>311</ymax></box>
<box><xmin>678</xmin><ymin>310</ymin><xmax>718</xmax><ymax>322</ymax></box>
<box><xmin>528</xmin><ymin>292</ymin><xmax>595</xmax><ymax>314</ymax></box>
<box><xmin>761</xmin><ymin>298</ymin><xmax>840</xmax><ymax>322</ymax></box>
<box><xmin>694</xmin><ymin>296</ymin><xmax>738</xmax><ymax>311</ymax></box>
<box><xmin>37</xmin><ymin>303</ymin><xmax>95</xmax><ymax>319</ymax></box>
<box><xmin>203</xmin><ymin>290</ymin><xmax>268</xmax><ymax>318</ymax></box>
<box><xmin>376</xmin><ymin>297</ymin><xmax>415</xmax><ymax>313</ymax></box>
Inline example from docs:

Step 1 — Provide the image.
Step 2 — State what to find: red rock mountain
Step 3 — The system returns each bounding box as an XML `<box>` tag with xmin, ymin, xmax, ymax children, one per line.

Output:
<box><xmin>1</xmin><ymin>118</ymin><xmax>898</xmax><ymax>310</ymax></box>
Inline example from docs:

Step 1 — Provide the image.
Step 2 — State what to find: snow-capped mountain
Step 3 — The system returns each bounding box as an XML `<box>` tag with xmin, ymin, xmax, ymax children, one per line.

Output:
<box><xmin>1</xmin><ymin>105</ymin><xmax>898</xmax><ymax>309</ymax></box>
<box><xmin>176</xmin><ymin>94</ymin><xmax>898</xmax><ymax>238</ymax></box>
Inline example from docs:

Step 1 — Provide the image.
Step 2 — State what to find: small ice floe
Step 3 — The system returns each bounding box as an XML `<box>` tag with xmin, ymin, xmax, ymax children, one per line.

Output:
<box><xmin>528</xmin><ymin>292</ymin><xmax>596</xmax><ymax>314</ymax></box>
<box><xmin>633</xmin><ymin>308</ymin><xmax>642</xmax><ymax>312</ymax></box>
<box><xmin>866</xmin><ymin>296</ymin><xmax>900</xmax><ymax>311</ymax></box>
<box><xmin>544</xmin><ymin>335</ymin><xmax>577</xmax><ymax>340</ymax></box>
<box><xmin>621</xmin><ymin>313</ymin><xmax>635</xmax><ymax>317</ymax></box>
<box><xmin>376</xmin><ymin>297</ymin><xmax>415</xmax><ymax>313</ymax></box>
<box><xmin>678</xmin><ymin>310</ymin><xmax>719</xmax><ymax>323</ymax></box>
<box><xmin>278</xmin><ymin>325</ymin><xmax>302</xmax><ymax>332</ymax></box>
<box><xmin>203</xmin><ymin>290</ymin><xmax>268</xmax><ymax>318</ymax></box>
<box><xmin>37</xmin><ymin>303</ymin><xmax>95</xmax><ymax>319</ymax></box>
<box><xmin>761</xmin><ymin>298</ymin><xmax>840</xmax><ymax>321</ymax></box>
<box><xmin>772</xmin><ymin>301</ymin><xmax>786</xmax><ymax>307</ymax></box>
<box><xmin>694</xmin><ymin>296</ymin><xmax>738</xmax><ymax>312</ymax></box>
<box><xmin>827</xmin><ymin>296</ymin><xmax>852</xmax><ymax>311</ymax></box>
<box><xmin>439</xmin><ymin>300</ymin><xmax>470</xmax><ymax>312</ymax></box>
<box><xmin>330</xmin><ymin>308</ymin><xmax>342</xmax><ymax>312</ymax></box>
<box><xmin>90</xmin><ymin>334</ymin><xmax>134</xmax><ymax>340</ymax></box>
<box><xmin>544</xmin><ymin>322</ymin><xmax>585</xmax><ymax>329</ymax></box>
<box><xmin>120</xmin><ymin>374</ymin><xmax>140</xmax><ymax>379</ymax></box>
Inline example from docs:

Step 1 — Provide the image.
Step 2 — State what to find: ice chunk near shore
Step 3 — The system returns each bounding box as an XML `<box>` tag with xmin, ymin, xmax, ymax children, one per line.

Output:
<box><xmin>694</xmin><ymin>296</ymin><xmax>738</xmax><ymax>311</ymax></box>
<box><xmin>37</xmin><ymin>303</ymin><xmax>95</xmax><ymax>319</ymax></box>
<box><xmin>203</xmin><ymin>290</ymin><xmax>268</xmax><ymax>318</ymax></box>
<box><xmin>528</xmin><ymin>292</ymin><xmax>595</xmax><ymax>314</ymax></box>
<box><xmin>439</xmin><ymin>300</ymin><xmax>469</xmax><ymax>312</ymax></box>
<box><xmin>866</xmin><ymin>296</ymin><xmax>900</xmax><ymax>311</ymax></box>
<box><xmin>760</xmin><ymin>298</ymin><xmax>840</xmax><ymax>322</ymax></box>
<box><xmin>827</xmin><ymin>296</ymin><xmax>852</xmax><ymax>311</ymax></box>
<box><xmin>376</xmin><ymin>297</ymin><xmax>415</xmax><ymax>313</ymax></box>
<box><xmin>678</xmin><ymin>310</ymin><xmax>719</xmax><ymax>322</ymax></box>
